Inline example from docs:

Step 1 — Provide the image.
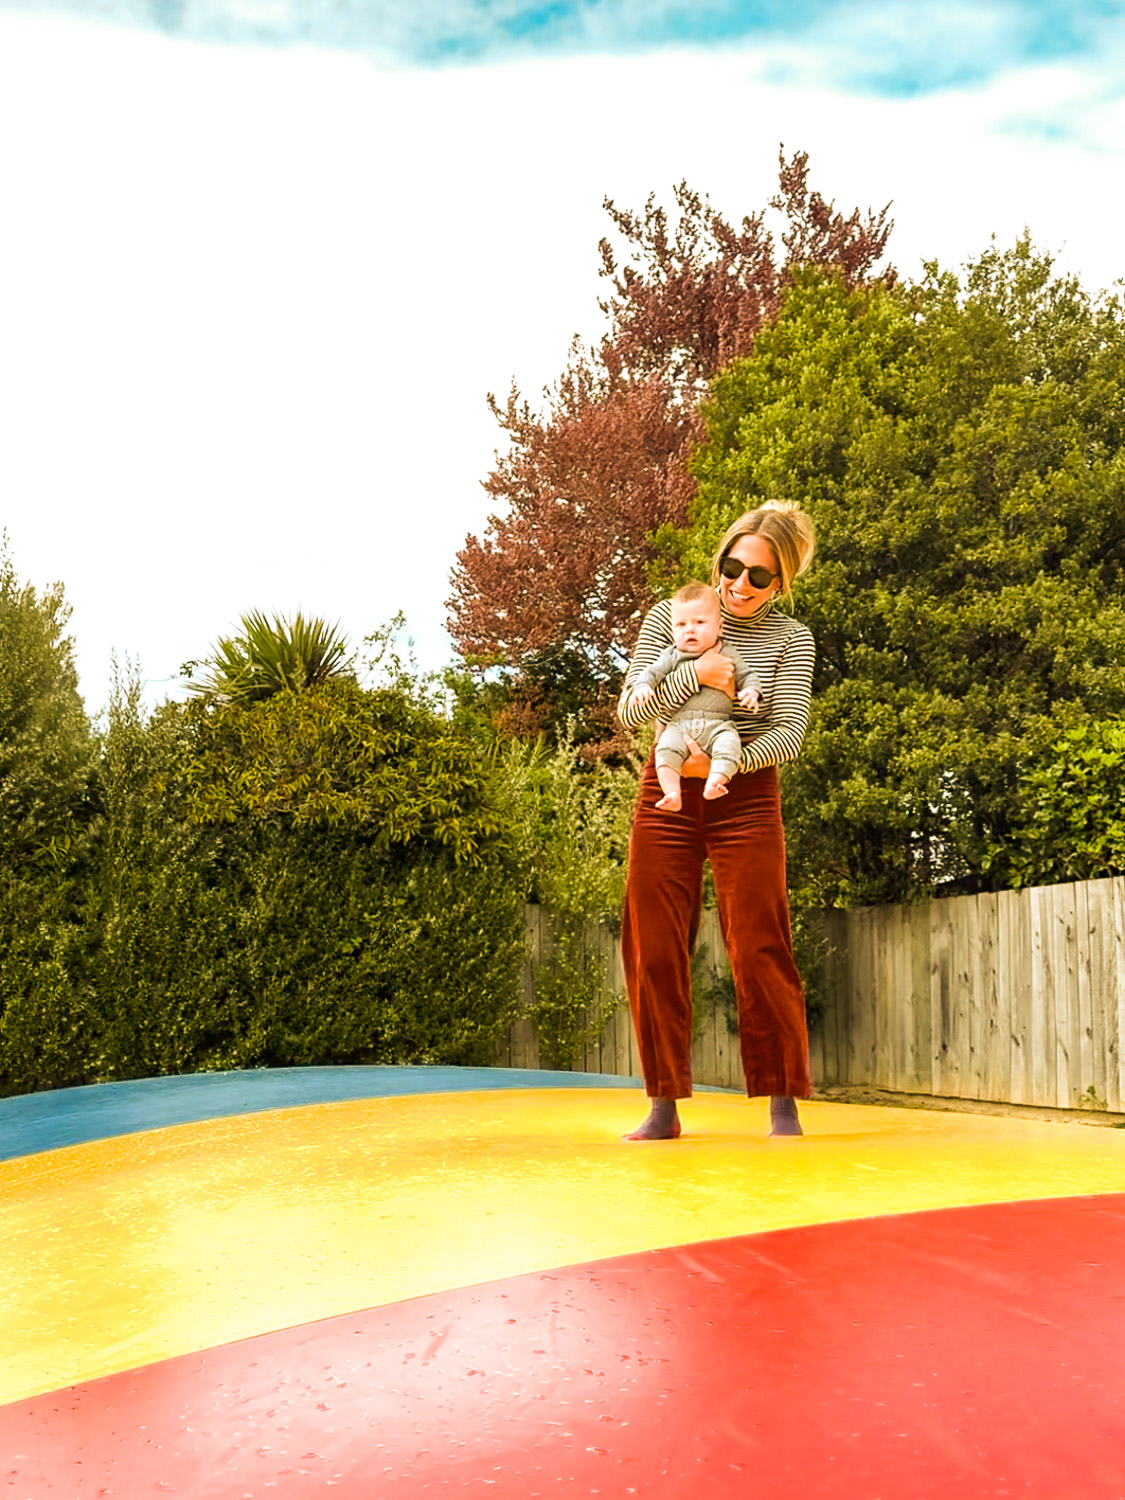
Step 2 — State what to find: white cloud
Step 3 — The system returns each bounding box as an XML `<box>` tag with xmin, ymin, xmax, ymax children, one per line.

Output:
<box><xmin>1</xmin><ymin>12</ymin><xmax>1123</xmax><ymax>713</ymax></box>
<box><xmin>764</xmin><ymin>1</ymin><xmax>1026</xmax><ymax>92</ymax></box>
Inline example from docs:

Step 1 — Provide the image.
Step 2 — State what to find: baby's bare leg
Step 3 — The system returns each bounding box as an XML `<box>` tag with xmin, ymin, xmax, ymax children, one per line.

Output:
<box><xmin>654</xmin><ymin>725</ymin><xmax>689</xmax><ymax>811</ymax></box>
<box><xmin>703</xmin><ymin>727</ymin><xmax>740</xmax><ymax>801</ymax></box>
<box><xmin>655</xmin><ymin>763</ymin><xmax>682</xmax><ymax>811</ymax></box>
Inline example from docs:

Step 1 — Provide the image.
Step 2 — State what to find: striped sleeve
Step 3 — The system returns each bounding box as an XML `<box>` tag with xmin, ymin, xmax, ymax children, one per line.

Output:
<box><xmin>619</xmin><ymin>600</ymin><xmax>815</xmax><ymax>773</ymax></box>
<box><xmin>738</xmin><ymin>623</ymin><xmax>815</xmax><ymax>773</ymax></box>
<box><xmin>617</xmin><ymin>600</ymin><xmax>701</xmax><ymax>730</ymax></box>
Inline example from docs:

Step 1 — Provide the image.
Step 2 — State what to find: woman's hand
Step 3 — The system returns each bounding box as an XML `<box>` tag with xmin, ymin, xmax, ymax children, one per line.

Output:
<box><xmin>680</xmin><ymin>734</ymin><xmax>712</xmax><ymax>779</ymax></box>
<box><xmin>694</xmin><ymin>649</ymin><xmax>735</xmax><ymax>697</ymax></box>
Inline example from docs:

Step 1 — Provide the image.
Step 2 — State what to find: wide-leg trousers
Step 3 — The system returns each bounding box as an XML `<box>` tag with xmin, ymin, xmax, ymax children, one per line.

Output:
<box><xmin>621</xmin><ymin>759</ymin><xmax>811</xmax><ymax>1101</ymax></box>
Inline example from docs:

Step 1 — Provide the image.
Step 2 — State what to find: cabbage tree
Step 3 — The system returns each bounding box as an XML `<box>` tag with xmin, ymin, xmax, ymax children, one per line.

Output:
<box><xmin>186</xmin><ymin>610</ymin><xmax>352</xmax><ymax>703</ymax></box>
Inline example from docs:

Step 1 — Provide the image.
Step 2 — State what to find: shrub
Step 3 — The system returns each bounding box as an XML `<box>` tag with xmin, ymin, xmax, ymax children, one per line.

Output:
<box><xmin>498</xmin><ymin>728</ymin><xmax>637</xmax><ymax>1067</ymax></box>
<box><xmin>0</xmin><ymin>668</ymin><xmax>529</xmax><ymax>1095</ymax></box>
<box><xmin>983</xmin><ymin>720</ymin><xmax>1125</xmax><ymax>888</ymax></box>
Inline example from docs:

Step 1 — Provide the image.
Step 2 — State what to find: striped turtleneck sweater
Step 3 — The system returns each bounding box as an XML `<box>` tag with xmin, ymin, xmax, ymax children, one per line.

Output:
<box><xmin>617</xmin><ymin>596</ymin><xmax>815</xmax><ymax>773</ymax></box>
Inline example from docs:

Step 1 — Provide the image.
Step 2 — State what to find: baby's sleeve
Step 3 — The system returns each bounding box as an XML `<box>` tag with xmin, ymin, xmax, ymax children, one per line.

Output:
<box><xmin>618</xmin><ymin>603</ymin><xmax>701</xmax><ymax>730</ymax></box>
<box><xmin>729</xmin><ymin>646</ymin><xmax>762</xmax><ymax>695</ymax></box>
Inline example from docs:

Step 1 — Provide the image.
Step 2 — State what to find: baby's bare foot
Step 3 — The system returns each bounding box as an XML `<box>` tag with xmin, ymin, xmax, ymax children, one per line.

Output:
<box><xmin>655</xmin><ymin>792</ymin><xmax>682</xmax><ymax>811</ymax></box>
<box><xmin>702</xmin><ymin>776</ymin><xmax>729</xmax><ymax>800</ymax></box>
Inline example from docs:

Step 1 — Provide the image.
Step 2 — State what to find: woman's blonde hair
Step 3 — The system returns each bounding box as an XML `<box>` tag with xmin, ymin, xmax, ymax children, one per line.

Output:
<box><xmin>710</xmin><ymin>500</ymin><xmax>816</xmax><ymax>598</ymax></box>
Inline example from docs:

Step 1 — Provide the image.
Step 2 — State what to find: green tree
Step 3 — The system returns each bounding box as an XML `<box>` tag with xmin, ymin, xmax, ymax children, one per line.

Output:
<box><xmin>0</xmin><ymin>541</ymin><xmax>97</xmax><ymax>1091</ymax></box>
<box><xmin>449</xmin><ymin>153</ymin><xmax>893</xmax><ymax>750</ymax></box>
<box><xmin>668</xmin><ymin>242</ymin><xmax>1125</xmax><ymax>907</ymax></box>
<box><xmin>0</xmin><ymin>538</ymin><xmax>94</xmax><ymax>865</ymax></box>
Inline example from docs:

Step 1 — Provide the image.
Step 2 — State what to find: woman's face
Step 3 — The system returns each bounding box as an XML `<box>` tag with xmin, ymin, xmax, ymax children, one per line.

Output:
<box><xmin>718</xmin><ymin>533</ymin><xmax>781</xmax><ymax>617</ymax></box>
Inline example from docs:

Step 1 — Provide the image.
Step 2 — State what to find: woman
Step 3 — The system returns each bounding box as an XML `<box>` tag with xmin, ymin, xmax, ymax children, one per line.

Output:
<box><xmin>618</xmin><ymin>501</ymin><xmax>816</xmax><ymax>1140</ymax></box>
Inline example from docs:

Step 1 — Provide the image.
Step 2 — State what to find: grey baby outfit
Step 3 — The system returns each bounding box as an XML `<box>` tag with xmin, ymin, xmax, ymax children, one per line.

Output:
<box><xmin>633</xmin><ymin>641</ymin><xmax>762</xmax><ymax>782</ymax></box>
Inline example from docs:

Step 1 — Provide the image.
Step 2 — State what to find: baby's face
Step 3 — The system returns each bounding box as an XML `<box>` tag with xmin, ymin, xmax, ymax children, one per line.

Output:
<box><xmin>670</xmin><ymin>594</ymin><xmax>721</xmax><ymax>655</ymax></box>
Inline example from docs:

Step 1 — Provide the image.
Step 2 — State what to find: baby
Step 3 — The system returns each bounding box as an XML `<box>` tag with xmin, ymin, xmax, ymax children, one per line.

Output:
<box><xmin>630</xmin><ymin>582</ymin><xmax>762</xmax><ymax>810</ymax></box>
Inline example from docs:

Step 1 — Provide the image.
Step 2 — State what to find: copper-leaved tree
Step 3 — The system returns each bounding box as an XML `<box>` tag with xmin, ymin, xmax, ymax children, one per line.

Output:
<box><xmin>448</xmin><ymin>150</ymin><xmax>894</xmax><ymax>755</ymax></box>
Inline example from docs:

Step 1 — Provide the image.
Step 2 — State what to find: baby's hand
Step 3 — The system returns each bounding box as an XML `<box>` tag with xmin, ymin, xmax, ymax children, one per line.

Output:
<box><xmin>737</xmin><ymin>685</ymin><xmax>762</xmax><ymax>712</ymax></box>
<box><xmin>633</xmin><ymin>684</ymin><xmax>655</xmax><ymax>709</ymax></box>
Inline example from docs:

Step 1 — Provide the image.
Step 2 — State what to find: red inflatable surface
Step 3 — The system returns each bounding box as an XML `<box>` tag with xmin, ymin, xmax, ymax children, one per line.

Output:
<box><xmin>6</xmin><ymin>1194</ymin><xmax>1125</xmax><ymax>1498</ymax></box>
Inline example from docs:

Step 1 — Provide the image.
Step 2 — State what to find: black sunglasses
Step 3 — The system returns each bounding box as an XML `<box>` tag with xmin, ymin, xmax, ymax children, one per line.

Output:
<box><xmin>718</xmin><ymin>556</ymin><xmax>778</xmax><ymax>589</ymax></box>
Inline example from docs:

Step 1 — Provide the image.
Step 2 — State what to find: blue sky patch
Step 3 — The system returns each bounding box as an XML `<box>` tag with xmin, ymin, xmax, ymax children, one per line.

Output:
<box><xmin>4</xmin><ymin>0</ymin><xmax>1124</xmax><ymax>95</ymax></box>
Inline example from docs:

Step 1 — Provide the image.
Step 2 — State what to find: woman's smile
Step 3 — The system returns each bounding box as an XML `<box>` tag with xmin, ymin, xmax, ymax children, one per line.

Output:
<box><xmin>719</xmin><ymin>535</ymin><xmax>780</xmax><ymax>616</ymax></box>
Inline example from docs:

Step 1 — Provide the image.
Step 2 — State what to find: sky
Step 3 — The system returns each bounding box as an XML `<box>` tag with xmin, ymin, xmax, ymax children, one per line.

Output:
<box><xmin>1</xmin><ymin>0</ymin><xmax>1124</xmax><ymax>714</ymax></box>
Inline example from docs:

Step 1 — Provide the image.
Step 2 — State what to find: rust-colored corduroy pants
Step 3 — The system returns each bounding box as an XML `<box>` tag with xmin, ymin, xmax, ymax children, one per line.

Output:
<box><xmin>621</xmin><ymin>759</ymin><xmax>811</xmax><ymax>1101</ymax></box>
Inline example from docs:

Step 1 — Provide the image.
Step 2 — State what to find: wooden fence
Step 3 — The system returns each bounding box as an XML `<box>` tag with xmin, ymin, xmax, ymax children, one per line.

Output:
<box><xmin>498</xmin><ymin>877</ymin><xmax>1125</xmax><ymax>1112</ymax></box>
<box><xmin>814</xmin><ymin>876</ymin><xmax>1125</xmax><ymax>1111</ymax></box>
<box><xmin>493</xmin><ymin>905</ymin><xmax>753</xmax><ymax>1091</ymax></box>
<box><xmin>493</xmin><ymin>905</ymin><xmax>638</xmax><ymax>1079</ymax></box>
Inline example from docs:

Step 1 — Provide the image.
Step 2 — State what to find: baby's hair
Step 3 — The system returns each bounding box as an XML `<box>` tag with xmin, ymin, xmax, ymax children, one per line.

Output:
<box><xmin>673</xmin><ymin>582</ymin><xmax>719</xmax><ymax>606</ymax></box>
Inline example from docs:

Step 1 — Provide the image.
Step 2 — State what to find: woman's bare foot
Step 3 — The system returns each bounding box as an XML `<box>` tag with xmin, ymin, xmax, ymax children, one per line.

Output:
<box><xmin>702</xmin><ymin>774</ymin><xmax>729</xmax><ymax>800</ymax></box>
<box><xmin>769</xmin><ymin>1096</ymin><xmax>803</xmax><ymax>1136</ymax></box>
<box><xmin>625</xmin><ymin>1098</ymin><xmax>681</xmax><ymax>1140</ymax></box>
<box><xmin>655</xmin><ymin>792</ymin><xmax>682</xmax><ymax>812</ymax></box>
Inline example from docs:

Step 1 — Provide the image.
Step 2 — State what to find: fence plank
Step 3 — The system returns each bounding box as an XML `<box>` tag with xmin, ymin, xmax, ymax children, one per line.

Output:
<box><xmin>847</xmin><ymin>908</ymin><xmax>873</xmax><ymax>1086</ymax></box>
<box><xmin>831</xmin><ymin>906</ymin><xmax>849</xmax><ymax>1088</ymax></box>
<box><xmin>807</xmin><ymin>994</ymin><xmax>824</xmax><ymax>1085</ymax></box>
<box><xmin>955</xmin><ymin>895</ymin><xmax>982</xmax><ymax>1099</ymax></box>
<box><xmin>866</xmin><ymin>906</ymin><xmax>882</xmax><ymax>1085</ymax></box>
<box><xmin>722</xmin><ymin>910</ymin><xmax>745</xmax><ymax>1091</ymax></box>
<box><xmin>870</xmin><ymin>907</ymin><xmax>894</xmax><ymax>1089</ymax></box>
<box><xmin>691</xmin><ymin>910</ymin><xmax>710</xmax><ymax>1087</ymax></box>
<box><xmin>615</xmin><ymin>932</ymin><xmax>633</xmax><ymax>1080</ymax></box>
<box><xmin>813</xmin><ymin>910</ymin><xmax>844</xmax><ymax>1087</ymax></box>
<box><xmin>841</xmin><ymin>908</ymin><xmax>859</xmax><ymax>1085</ymax></box>
<box><xmin>868</xmin><ymin>904</ymin><xmax>884</xmax><ymax>1087</ymax></box>
<box><xmin>888</xmin><ymin>905</ymin><xmax>910</xmax><ymax>1091</ymax></box>
<box><xmin>889</xmin><ymin>904</ymin><xmax>906</xmax><ymax>1088</ymax></box>
<box><xmin>930</xmin><ymin>900</ymin><xmax>956</xmax><ymax>1096</ymax></box>
<box><xmin>840</xmin><ymin>909</ymin><xmax>858</xmax><ymax>1086</ymax></box>
<box><xmin>582</xmin><ymin>918</ymin><xmax>600</xmax><ymax>1074</ymax></box>
<box><xmin>584</xmin><ymin>920</ymin><xmax>606</xmax><ymax>1076</ymax></box>
<box><xmin>591</xmin><ymin>924</ymin><xmax>609</xmax><ymax>1080</ymax></box>
<box><xmin>808</xmin><ymin>909</ymin><xmax>837</xmax><ymax>1087</ymax></box>
<box><xmin>907</xmin><ymin>904</ymin><xmax>931</xmax><ymax>1092</ymax></box>
<box><xmin>1111</xmin><ymin>879</ymin><xmax>1125</xmax><ymax>1113</ymax></box>
<box><xmin>708</xmin><ymin>909</ymin><xmax>743</xmax><ymax>1091</ymax></box>
<box><xmin>613</xmin><ymin>985</ymin><xmax>635</xmax><ymax>1081</ymax></box>
<box><xmin>861</xmin><ymin>907</ymin><xmax>880</xmax><ymax>1086</ymax></box>
<box><xmin>1001</xmin><ymin>890</ymin><xmax>1031</xmax><ymax>1105</ymax></box>
<box><xmin>597</xmin><ymin>924</ymin><xmax>621</xmax><ymax>1077</ymax></box>
<box><xmin>510</xmin><ymin>903</ymin><xmax>541</xmax><ymax>1071</ymax></box>
<box><xmin>606</xmin><ymin>926</ymin><xmax>626</xmax><ymax>1077</ymax></box>
<box><xmin>1050</xmin><ymin>884</ymin><xmax>1080</xmax><ymax>1108</ymax></box>
<box><xmin>624</xmin><ymin>924</ymin><xmax>642</xmax><ymax>1082</ymax></box>
<box><xmin>589</xmin><ymin>925</ymin><xmax>610</xmax><ymax>1076</ymax></box>
<box><xmin>1086</xmin><ymin>879</ymin><xmax>1116</xmax><ymax>1112</ymax></box>
<box><xmin>978</xmin><ymin>891</ymin><xmax>1008</xmax><ymax>1103</ymax></box>
<box><xmin>692</xmin><ymin>909</ymin><xmax>719</xmax><ymax>1088</ymax></box>
<box><xmin>1076</xmin><ymin>882</ymin><xmax>1099</xmax><ymax>1111</ymax></box>
<box><xmin>1029</xmin><ymin>886</ymin><xmax>1054</xmax><ymax>1107</ymax></box>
